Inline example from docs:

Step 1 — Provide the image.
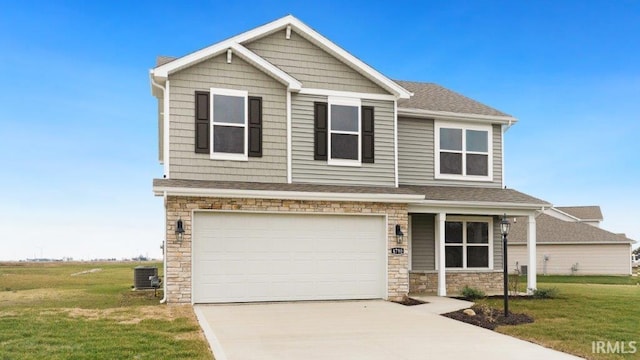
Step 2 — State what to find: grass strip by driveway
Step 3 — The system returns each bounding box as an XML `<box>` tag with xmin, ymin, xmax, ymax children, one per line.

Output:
<box><xmin>478</xmin><ymin>280</ymin><xmax>639</xmax><ymax>360</ymax></box>
<box><xmin>0</xmin><ymin>261</ymin><xmax>213</xmax><ymax>360</ymax></box>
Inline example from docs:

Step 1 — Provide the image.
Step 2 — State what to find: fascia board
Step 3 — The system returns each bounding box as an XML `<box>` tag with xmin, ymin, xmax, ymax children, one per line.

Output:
<box><xmin>230</xmin><ymin>44</ymin><xmax>302</xmax><ymax>90</ymax></box>
<box><xmin>545</xmin><ymin>207</ymin><xmax>582</xmax><ymax>222</ymax></box>
<box><xmin>152</xmin><ymin>186</ymin><xmax>424</xmax><ymax>203</ymax></box>
<box><xmin>152</xmin><ymin>15</ymin><xmax>411</xmax><ymax>99</ymax></box>
<box><xmin>409</xmin><ymin>200</ymin><xmax>551</xmax><ymax>213</ymax></box>
<box><xmin>398</xmin><ymin>107</ymin><xmax>518</xmax><ymax>124</ymax></box>
<box><xmin>286</xmin><ymin>17</ymin><xmax>412</xmax><ymax>99</ymax></box>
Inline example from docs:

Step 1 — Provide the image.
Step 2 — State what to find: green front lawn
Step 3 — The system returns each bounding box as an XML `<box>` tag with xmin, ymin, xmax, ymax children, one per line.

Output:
<box><xmin>0</xmin><ymin>262</ymin><xmax>213</xmax><ymax>359</ymax></box>
<box><xmin>478</xmin><ymin>277</ymin><xmax>640</xmax><ymax>360</ymax></box>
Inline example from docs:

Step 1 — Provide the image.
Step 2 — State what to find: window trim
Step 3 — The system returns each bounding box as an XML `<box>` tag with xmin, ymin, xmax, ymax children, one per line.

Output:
<box><xmin>210</xmin><ymin>88</ymin><xmax>249</xmax><ymax>161</ymax></box>
<box><xmin>443</xmin><ymin>216</ymin><xmax>494</xmax><ymax>270</ymax></box>
<box><xmin>434</xmin><ymin>121</ymin><xmax>493</xmax><ymax>181</ymax></box>
<box><xmin>327</xmin><ymin>96</ymin><xmax>361</xmax><ymax>166</ymax></box>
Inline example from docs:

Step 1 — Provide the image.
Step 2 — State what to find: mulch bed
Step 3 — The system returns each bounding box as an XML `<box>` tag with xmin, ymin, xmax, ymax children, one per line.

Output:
<box><xmin>443</xmin><ymin>305</ymin><xmax>534</xmax><ymax>330</ymax></box>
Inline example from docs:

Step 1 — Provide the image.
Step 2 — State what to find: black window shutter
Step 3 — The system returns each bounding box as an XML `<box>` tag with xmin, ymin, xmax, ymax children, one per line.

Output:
<box><xmin>194</xmin><ymin>91</ymin><xmax>210</xmax><ymax>154</ymax></box>
<box><xmin>314</xmin><ymin>102</ymin><xmax>328</xmax><ymax>160</ymax></box>
<box><xmin>248</xmin><ymin>96</ymin><xmax>263</xmax><ymax>157</ymax></box>
<box><xmin>362</xmin><ymin>106</ymin><xmax>375</xmax><ymax>163</ymax></box>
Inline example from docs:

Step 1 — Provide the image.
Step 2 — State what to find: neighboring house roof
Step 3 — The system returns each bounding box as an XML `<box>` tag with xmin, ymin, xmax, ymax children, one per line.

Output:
<box><xmin>510</xmin><ymin>213</ymin><xmax>635</xmax><ymax>244</ymax></box>
<box><xmin>154</xmin><ymin>179</ymin><xmax>550</xmax><ymax>208</ymax></box>
<box><xmin>150</xmin><ymin>15</ymin><xmax>412</xmax><ymax>99</ymax></box>
<box><xmin>555</xmin><ymin>206</ymin><xmax>603</xmax><ymax>221</ymax></box>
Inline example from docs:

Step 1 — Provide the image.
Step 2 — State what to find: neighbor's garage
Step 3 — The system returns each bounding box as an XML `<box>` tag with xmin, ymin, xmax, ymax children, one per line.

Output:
<box><xmin>192</xmin><ymin>212</ymin><xmax>387</xmax><ymax>303</ymax></box>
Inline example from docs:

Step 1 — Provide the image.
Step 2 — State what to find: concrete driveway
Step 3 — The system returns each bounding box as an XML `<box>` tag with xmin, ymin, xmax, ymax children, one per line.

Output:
<box><xmin>195</xmin><ymin>299</ymin><xmax>583</xmax><ymax>360</ymax></box>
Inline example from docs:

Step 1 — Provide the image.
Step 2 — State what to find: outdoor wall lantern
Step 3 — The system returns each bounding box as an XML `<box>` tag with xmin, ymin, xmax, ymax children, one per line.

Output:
<box><xmin>500</xmin><ymin>214</ymin><xmax>511</xmax><ymax>317</ymax></box>
<box><xmin>175</xmin><ymin>218</ymin><xmax>185</xmax><ymax>243</ymax></box>
<box><xmin>395</xmin><ymin>224</ymin><xmax>404</xmax><ymax>244</ymax></box>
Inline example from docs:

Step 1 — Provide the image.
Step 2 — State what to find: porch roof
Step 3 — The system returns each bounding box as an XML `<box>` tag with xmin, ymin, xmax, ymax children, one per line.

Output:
<box><xmin>402</xmin><ymin>185</ymin><xmax>550</xmax><ymax>206</ymax></box>
<box><xmin>153</xmin><ymin>179</ymin><xmax>550</xmax><ymax>208</ymax></box>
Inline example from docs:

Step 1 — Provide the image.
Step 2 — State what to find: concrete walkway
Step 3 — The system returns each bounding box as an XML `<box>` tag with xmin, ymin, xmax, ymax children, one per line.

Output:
<box><xmin>195</xmin><ymin>300</ymin><xmax>583</xmax><ymax>360</ymax></box>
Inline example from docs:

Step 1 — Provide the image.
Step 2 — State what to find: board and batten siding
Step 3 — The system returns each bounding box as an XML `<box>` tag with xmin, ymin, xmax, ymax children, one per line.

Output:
<box><xmin>509</xmin><ymin>244</ymin><xmax>632</xmax><ymax>275</ymax></box>
<box><xmin>291</xmin><ymin>94</ymin><xmax>396</xmax><ymax>186</ymax></box>
<box><xmin>167</xmin><ymin>54</ymin><xmax>287</xmax><ymax>182</ymax></box>
<box><xmin>244</xmin><ymin>30</ymin><xmax>387</xmax><ymax>94</ymax></box>
<box><xmin>410</xmin><ymin>215</ymin><xmax>503</xmax><ymax>271</ymax></box>
<box><xmin>397</xmin><ymin>117</ymin><xmax>503</xmax><ymax>187</ymax></box>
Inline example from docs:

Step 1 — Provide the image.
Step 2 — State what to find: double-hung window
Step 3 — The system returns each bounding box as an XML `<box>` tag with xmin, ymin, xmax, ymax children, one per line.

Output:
<box><xmin>328</xmin><ymin>97</ymin><xmax>361</xmax><ymax>166</ymax></box>
<box><xmin>444</xmin><ymin>217</ymin><xmax>493</xmax><ymax>269</ymax></box>
<box><xmin>435</xmin><ymin>122</ymin><xmax>492</xmax><ymax>180</ymax></box>
<box><xmin>211</xmin><ymin>88</ymin><xmax>248</xmax><ymax>160</ymax></box>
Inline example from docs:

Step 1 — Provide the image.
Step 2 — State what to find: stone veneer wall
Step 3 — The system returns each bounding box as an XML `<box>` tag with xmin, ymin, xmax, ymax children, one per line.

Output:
<box><xmin>165</xmin><ymin>196</ymin><xmax>409</xmax><ymax>303</ymax></box>
<box><xmin>409</xmin><ymin>271</ymin><xmax>504</xmax><ymax>295</ymax></box>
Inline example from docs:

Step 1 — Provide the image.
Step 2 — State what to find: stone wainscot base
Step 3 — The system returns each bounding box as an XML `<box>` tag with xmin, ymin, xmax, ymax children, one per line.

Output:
<box><xmin>409</xmin><ymin>271</ymin><xmax>504</xmax><ymax>295</ymax></box>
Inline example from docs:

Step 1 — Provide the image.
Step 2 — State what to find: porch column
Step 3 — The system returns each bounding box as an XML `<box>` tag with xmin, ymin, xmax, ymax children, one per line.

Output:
<box><xmin>436</xmin><ymin>212</ymin><xmax>447</xmax><ymax>296</ymax></box>
<box><xmin>527</xmin><ymin>214</ymin><xmax>537</xmax><ymax>293</ymax></box>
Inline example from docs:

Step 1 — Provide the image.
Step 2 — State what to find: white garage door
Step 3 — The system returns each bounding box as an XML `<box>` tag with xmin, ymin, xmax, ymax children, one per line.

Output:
<box><xmin>192</xmin><ymin>212</ymin><xmax>386</xmax><ymax>303</ymax></box>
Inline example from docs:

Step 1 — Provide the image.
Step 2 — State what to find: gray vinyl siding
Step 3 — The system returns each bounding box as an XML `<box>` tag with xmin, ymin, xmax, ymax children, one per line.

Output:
<box><xmin>244</xmin><ymin>30</ymin><xmax>387</xmax><ymax>94</ymax></box>
<box><xmin>167</xmin><ymin>54</ymin><xmax>287</xmax><ymax>182</ymax></box>
<box><xmin>509</xmin><ymin>244</ymin><xmax>632</xmax><ymax>275</ymax></box>
<box><xmin>493</xmin><ymin>218</ymin><xmax>503</xmax><ymax>270</ymax></box>
<box><xmin>411</xmin><ymin>214</ymin><xmax>435</xmax><ymax>271</ymax></box>
<box><xmin>397</xmin><ymin>117</ymin><xmax>503</xmax><ymax>187</ymax></box>
<box><xmin>410</xmin><ymin>214</ymin><xmax>502</xmax><ymax>271</ymax></box>
<box><xmin>291</xmin><ymin>94</ymin><xmax>396</xmax><ymax>186</ymax></box>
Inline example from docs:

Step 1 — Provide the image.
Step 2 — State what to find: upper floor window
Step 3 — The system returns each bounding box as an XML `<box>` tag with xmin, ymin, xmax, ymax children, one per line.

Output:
<box><xmin>211</xmin><ymin>88</ymin><xmax>248</xmax><ymax>161</ymax></box>
<box><xmin>435</xmin><ymin>122</ymin><xmax>492</xmax><ymax>181</ymax></box>
<box><xmin>328</xmin><ymin>97</ymin><xmax>361</xmax><ymax>166</ymax></box>
<box><xmin>444</xmin><ymin>217</ymin><xmax>493</xmax><ymax>269</ymax></box>
<box><xmin>194</xmin><ymin>89</ymin><xmax>262</xmax><ymax>159</ymax></box>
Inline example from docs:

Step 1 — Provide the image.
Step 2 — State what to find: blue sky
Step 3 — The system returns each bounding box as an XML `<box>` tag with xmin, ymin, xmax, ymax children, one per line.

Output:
<box><xmin>0</xmin><ymin>1</ymin><xmax>638</xmax><ymax>260</ymax></box>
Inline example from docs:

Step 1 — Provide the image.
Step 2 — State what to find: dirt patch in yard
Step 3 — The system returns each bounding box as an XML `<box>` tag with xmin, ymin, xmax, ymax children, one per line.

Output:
<box><xmin>392</xmin><ymin>296</ymin><xmax>427</xmax><ymax>306</ymax></box>
<box><xmin>443</xmin><ymin>304</ymin><xmax>534</xmax><ymax>330</ymax></box>
<box><xmin>63</xmin><ymin>304</ymin><xmax>196</xmax><ymax>324</ymax></box>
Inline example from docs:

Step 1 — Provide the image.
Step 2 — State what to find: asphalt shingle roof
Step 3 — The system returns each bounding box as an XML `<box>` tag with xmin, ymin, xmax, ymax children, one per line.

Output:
<box><xmin>395</xmin><ymin>80</ymin><xmax>511</xmax><ymax>117</ymax></box>
<box><xmin>509</xmin><ymin>213</ymin><xmax>634</xmax><ymax>244</ymax></box>
<box><xmin>154</xmin><ymin>179</ymin><xmax>549</xmax><ymax>206</ymax></box>
<box><xmin>555</xmin><ymin>206</ymin><xmax>603</xmax><ymax>221</ymax></box>
<box><xmin>402</xmin><ymin>185</ymin><xmax>549</xmax><ymax>205</ymax></box>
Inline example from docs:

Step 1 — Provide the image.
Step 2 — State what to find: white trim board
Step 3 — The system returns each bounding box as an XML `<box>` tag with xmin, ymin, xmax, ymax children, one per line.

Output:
<box><xmin>151</xmin><ymin>15</ymin><xmax>411</xmax><ymax>99</ymax></box>
<box><xmin>153</xmin><ymin>186</ymin><xmax>424</xmax><ymax>203</ymax></box>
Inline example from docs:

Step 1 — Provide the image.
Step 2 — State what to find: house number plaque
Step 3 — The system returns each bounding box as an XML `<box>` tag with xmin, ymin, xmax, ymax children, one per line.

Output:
<box><xmin>390</xmin><ymin>247</ymin><xmax>404</xmax><ymax>255</ymax></box>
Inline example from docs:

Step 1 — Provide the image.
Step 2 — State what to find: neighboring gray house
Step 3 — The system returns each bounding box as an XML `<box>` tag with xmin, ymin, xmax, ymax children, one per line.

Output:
<box><xmin>150</xmin><ymin>15</ymin><xmax>549</xmax><ymax>304</ymax></box>
<box><xmin>509</xmin><ymin>207</ymin><xmax>635</xmax><ymax>275</ymax></box>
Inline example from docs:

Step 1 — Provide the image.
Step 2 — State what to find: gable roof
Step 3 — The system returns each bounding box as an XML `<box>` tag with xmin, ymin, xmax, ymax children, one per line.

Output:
<box><xmin>555</xmin><ymin>206</ymin><xmax>603</xmax><ymax>221</ymax></box>
<box><xmin>510</xmin><ymin>213</ymin><xmax>635</xmax><ymax>244</ymax></box>
<box><xmin>151</xmin><ymin>15</ymin><xmax>411</xmax><ymax>99</ymax></box>
<box><xmin>396</xmin><ymin>80</ymin><xmax>516</xmax><ymax>123</ymax></box>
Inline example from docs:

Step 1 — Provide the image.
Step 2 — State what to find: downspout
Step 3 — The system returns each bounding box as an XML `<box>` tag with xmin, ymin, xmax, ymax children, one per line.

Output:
<box><xmin>501</xmin><ymin>119</ymin><xmax>513</xmax><ymax>188</ymax></box>
<box><xmin>149</xmin><ymin>71</ymin><xmax>170</xmax><ymax>178</ymax></box>
<box><xmin>151</xmin><ymin>71</ymin><xmax>169</xmax><ymax>304</ymax></box>
<box><xmin>159</xmin><ymin>191</ymin><xmax>168</xmax><ymax>304</ymax></box>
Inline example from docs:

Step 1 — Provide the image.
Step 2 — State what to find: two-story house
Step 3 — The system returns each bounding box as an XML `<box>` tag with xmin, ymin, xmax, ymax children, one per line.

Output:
<box><xmin>150</xmin><ymin>15</ymin><xmax>549</xmax><ymax>304</ymax></box>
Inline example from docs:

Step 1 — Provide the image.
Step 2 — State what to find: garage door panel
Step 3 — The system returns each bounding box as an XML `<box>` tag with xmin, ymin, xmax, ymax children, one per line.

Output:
<box><xmin>193</xmin><ymin>212</ymin><xmax>386</xmax><ymax>303</ymax></box>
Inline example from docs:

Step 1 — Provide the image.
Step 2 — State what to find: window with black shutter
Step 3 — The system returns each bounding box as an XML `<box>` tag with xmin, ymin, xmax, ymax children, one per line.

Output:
<box><xmin>361</xmin><ymin>106</ymin><xmax>374</xmax><ymax>163</ymax></box>
<box><xmin>194</xmin><ymin>89</ymin><xmax>262</xmax><ymax>161</ymax></box>
<box><xmin>314</xmin><ymin>102</ymin><xmax>328</xmax><ymax>160</ymax></box>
